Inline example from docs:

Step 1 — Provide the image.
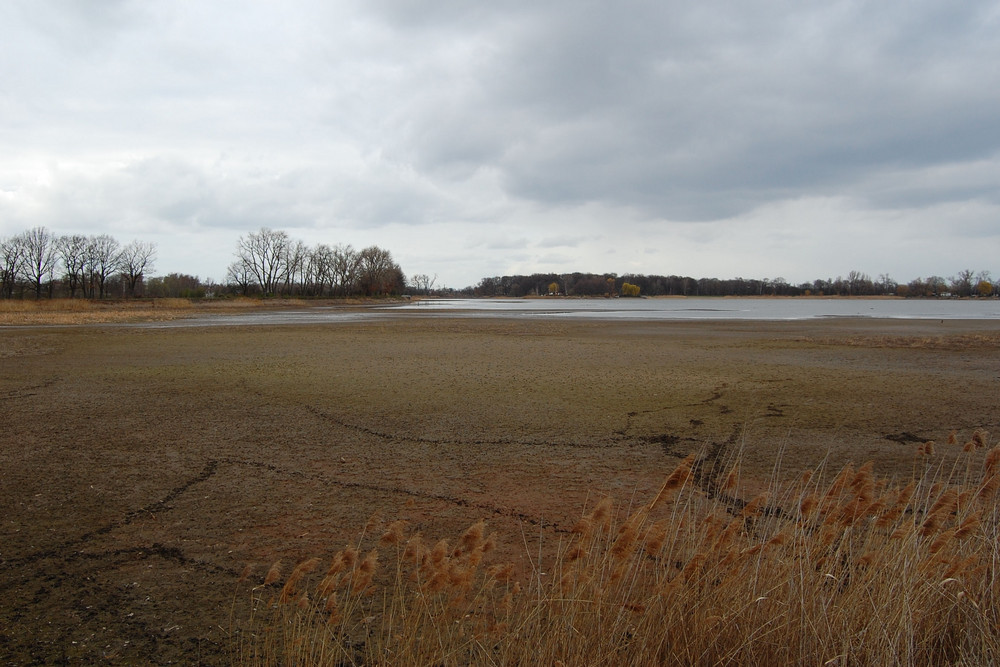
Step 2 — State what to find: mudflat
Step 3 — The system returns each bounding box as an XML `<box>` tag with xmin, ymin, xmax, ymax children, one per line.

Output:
<box><xmin>2</xmin><ymin>314</ymin><xmax>998</xmax><ymax>663</ymax></box>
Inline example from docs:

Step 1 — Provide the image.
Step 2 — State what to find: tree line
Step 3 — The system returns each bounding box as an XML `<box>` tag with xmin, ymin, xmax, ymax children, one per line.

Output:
<box><xmin>468</xmin><ymin>270</ymin><xmax>997</xmax><ymax>298</ymax></box>
<box><xmin>1</xmin><ymin>227</ymin><xmax>156</xmax><ymax>299</ymax></box>
<box><xmin>225</xmin><ymin>227</ymin><xmax>405</xmax><ymax>297</ymax></box>
<box><xmin>3</xmin><ymin>224</ymin><xmax>995</xmax><ymax>300</ymax></box>
<box><xmin>0</xmin><ymin>226</ymin><xmax>408</xmax><ymax>299</ymax></box>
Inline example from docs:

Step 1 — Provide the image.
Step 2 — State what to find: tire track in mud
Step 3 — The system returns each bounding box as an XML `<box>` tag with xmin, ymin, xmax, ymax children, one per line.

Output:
<box><xmin>685</xmin><ymin>424</ymin><xmax>794</xmax><ymax>522</ymax></box>
<box><xmin>1</xmin><ymin>376</ymin><xmax>61</xmax><ymax>400</ymax></box>
<box><xmin>6</xmin><ymin>542</ymin><xmax>236</xmax><ymax>581</ymax></box>
<box><xmin>240</xmin><ymin>382</ymin><xmax>776</xmax><ymax>530</ymax></box>
<box><xmin>0</xmin><ymin>458</ymin><xmax>229</xmax><ymax>666</ymax></box>
<box><xmin>614</xmin><ymin>383</ymin><xmax>742</xmax><ymax>458</ymax></box>
<box><xmin>296</xmin><ymin>383</ymin><xmax>766</xmax><ymax>523</ymax></box>
<box><xmin>3</xmin><ymin>446</ymin><xmax>571</xmax><ymax>592</ymax></box>
<box><xmin>247</xmin><ymin>378</ymin><xmax>711</xmax><ymax>454</ymax></box>
<box><xmin>300</xmin><ymin>384</ymin><xmax>748</xmax><ymax>457</ymax></box>
<box><xmin>216</xmin><ymin>457</ymin><xmax>569</xmax><ymax>533</ymax></box>
<box><xmin>301</xmin><ymin>404</ymin><xmax>626</xmax><ymax>450</ymax></box>
<box><xmin>297</xmin><ymin>383</ymin><xmax>807</xmax><ymax>525</ymax></box>
<box><xmin>1</xmin><ymin>460</ymin><xmax>220</xmax><ymax>573</ymax></box>
<box><xmin>1</xmin><ymin>543</ymin><xmax>233</xmax><ymax>664</ymax></box>
<box><xmin>73</xmin><ymin>543</ymin><xmax>235</xmax><ymax>574</ymax></box>
<box><xmin>236</xmin><ymin>378</ymin><xmax>634</xmax><ymax>451</ymax></box>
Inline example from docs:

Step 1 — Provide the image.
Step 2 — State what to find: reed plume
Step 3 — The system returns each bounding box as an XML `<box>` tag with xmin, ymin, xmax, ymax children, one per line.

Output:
<box><xmin>234</xmin><ymin>435</ymin><xmax>1000</xmax><ymax>666</ymax></box>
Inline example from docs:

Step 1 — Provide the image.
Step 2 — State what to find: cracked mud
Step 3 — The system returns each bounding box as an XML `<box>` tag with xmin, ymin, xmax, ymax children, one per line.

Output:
<box><xmin>1</xmin><ymin>315</ymin><xmax>998</xmax><ymax>664</ymax></box>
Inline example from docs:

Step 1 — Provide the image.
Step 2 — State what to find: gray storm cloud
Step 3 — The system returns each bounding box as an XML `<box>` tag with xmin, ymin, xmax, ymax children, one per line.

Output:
<box><xmin>1</xmin><ymin>1</ymin><xmax>997</xmax><ymax>287</ymax></box>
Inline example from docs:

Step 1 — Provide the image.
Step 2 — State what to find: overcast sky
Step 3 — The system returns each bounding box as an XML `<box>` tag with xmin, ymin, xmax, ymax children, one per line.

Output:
<box><xmin>2</xmin><ymin>1</ymin><xmax>998</xmax><ymax>289</ymax></box>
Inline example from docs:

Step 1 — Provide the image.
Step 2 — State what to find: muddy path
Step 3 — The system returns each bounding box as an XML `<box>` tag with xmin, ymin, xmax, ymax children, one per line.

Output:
<box><xmin>1</xmin><ymin>317</ymin><xmax>998</xmax><ymax>663</ymax></box>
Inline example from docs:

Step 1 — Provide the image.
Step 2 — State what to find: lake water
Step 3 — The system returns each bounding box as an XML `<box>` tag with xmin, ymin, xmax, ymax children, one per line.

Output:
<box><xmin>386</xmin><ymin>297</ymin><xmax>1000</xmax><ymax>321</ymax></box>
<box><xmin>150</xmin><ymin>297</ymin><xmax>1000</xmax><ymax>327</ymax></box>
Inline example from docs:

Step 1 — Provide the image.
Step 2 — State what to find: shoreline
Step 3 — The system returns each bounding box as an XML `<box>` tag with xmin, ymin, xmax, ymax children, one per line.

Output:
<box><xmin>3</xmin><ymin>293</ymin><xmax>999</xmax><ymax>327</ymax></box>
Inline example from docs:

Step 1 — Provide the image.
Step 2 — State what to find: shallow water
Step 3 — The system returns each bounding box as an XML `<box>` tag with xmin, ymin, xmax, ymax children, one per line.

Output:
<box><xmin>143</xmin><ymin>296</ymin><xmax>1000</xmax><ymax>327</ymax></box>
<box><xmin>390</xmin><ymin>297</ymin><xmax>1000</xmax><ymax>320</ymax></box>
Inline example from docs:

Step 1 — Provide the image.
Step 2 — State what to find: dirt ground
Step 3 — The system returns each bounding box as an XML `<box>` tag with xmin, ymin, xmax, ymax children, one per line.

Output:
<box><xmin>1</xmin><ymin>313</ymin><xmax>998</xmax><ymax>664</ymax></box>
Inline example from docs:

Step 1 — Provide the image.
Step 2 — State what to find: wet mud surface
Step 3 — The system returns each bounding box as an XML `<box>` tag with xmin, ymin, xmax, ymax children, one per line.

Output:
<box><xmin>1</xmin><ymin>316</ymin><xmax>998</xmax><ymax>663</ymax></box>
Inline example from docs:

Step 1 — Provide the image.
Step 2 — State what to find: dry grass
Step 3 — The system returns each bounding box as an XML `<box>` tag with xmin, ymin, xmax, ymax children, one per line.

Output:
<box><xmin>0</xmin><ymin>298</ymin><xmax>194</xmax><ymax>325</ymax></box>
<box><xmin>804</xmin><ymin>332</ymin><xmax>1000</xmax><ymax>350</ymax></box>
<box><xmin>232</xmin><ymin>432</ymin><xmax>1000</xmax><ymax>666</ymax></box>
<box><xmin>0</xmin><ymin>297</ymin><xmax>387</xmax><ymax>325</ymax></box>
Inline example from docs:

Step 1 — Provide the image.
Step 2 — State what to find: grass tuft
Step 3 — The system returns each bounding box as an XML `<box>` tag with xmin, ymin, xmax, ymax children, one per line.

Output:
<box><xmin>231</xmin><ymin>432</ymin><xmax>1000</xmax><ymax>666</ymax></box>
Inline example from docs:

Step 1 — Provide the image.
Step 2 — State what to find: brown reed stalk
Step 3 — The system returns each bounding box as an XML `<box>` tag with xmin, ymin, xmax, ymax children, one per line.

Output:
<box><xmin>233</xmin><ymin>435</ymin><xmax>1000</xmax><ymax>666</ymax></box>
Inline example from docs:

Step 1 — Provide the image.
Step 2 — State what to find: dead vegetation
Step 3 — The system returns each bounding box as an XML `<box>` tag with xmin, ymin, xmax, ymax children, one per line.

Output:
<box><xmin>235</xmin><ymin>436</ymin><xmax>1000</xmax><ymax>666</ymax></box>
<box><xmin>0</xmin><ymin>297</ymin><xmax>197</xmax><ymax>325</ymax></box>
<box><xmin>0</xmin><ymin>297</ymin><xmax>384</xmax><ymax>326</ymax></box>
<box><xmin>799</xmin><ymin>332</ymin><xmax>1000</xmax><ymax>350</ymax></box>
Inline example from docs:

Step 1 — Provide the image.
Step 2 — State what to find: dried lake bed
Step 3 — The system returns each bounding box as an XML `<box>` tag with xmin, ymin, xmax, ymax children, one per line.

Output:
<box><xmin>1</xmin><ymin>312</ymin><xmax>998</xmax><ymax>663</ymax></box>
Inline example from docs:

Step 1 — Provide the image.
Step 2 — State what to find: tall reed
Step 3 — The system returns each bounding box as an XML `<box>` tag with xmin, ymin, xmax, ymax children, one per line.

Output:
<box><xmin>232</xmin><ymin>433</ymin><xmax>1000</xmax><ymax>665</ymax></box>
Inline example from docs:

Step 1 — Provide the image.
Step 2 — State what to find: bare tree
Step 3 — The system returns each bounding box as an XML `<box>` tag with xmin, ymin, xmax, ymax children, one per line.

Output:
<box><xmin>118</xmin><ymin>240</ymin><xmax>157</xmax><ymax>297</ymax></box>
<box><xmin>331</xmin><ymin>243</ymin><xmax>360</xmax><ymax>296</ymax></box>
<box><xmin>282</xmin><ymin>239</ymin><xmax>308</xmax><ymax>296</ymax></box>
<box><xmin>19</xmin><ymin>227</ymin><xmax>57</xmax><ymax>298</ymax></box>
<box><xmin>225</xmin><ymin>261</ymin><xmax>254</xmax><ymax>295</ymax></box>
<box><xmin>409</xmin><ymin>273</ymin><xmax>436</xmax><ymax>295</ymax></box>
<box><xmin>235</xmin><ymin>227</ymin><xmax>290</xmax><ymax>296</ymax></box>
<box><xmin>877</xmin><ymin>273</ymin><xmax>897</xmax><ymax>296</ymax></box>
<box><xmin>58</xmin><ymin>235</ymin><xmax>89</xmax><ymax>298</ymax></box>
<box><xmin>951</xmin><ymin>269</ymin><xmax>975</xmax><ymax>298</ymax></box>
<box><xmin>846</xmin><ymin>270</ymin><xmax>873</xmax><ymax>296</ymax></box>
<box><xmin>309</xmin><ymin>244</ymin><xmax>336</xmax><ymax>296</ymax></box>
<box><xmin>1</xmin><ymin>234</ymin><xmax>26</xmax><ymax>298</ymax></box>
<box><xmin>358</xmin><ymin>245</ymin><xmax>400</xmax><ymax>296</ymax></box>
<box><xmin>84</xmin><ymin>235</ymin><xmax>121</xmax><ymax>299</ymax></box>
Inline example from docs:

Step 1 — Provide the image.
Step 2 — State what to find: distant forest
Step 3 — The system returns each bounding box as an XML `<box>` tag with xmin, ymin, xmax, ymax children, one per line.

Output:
<box><xmin>1</xmin><ymin>226</ymin><xmax>406</xmax><ymax>299</ymax></box>
<box><xmin>465</xmin><ymin>270</ymin><xmax>997</xmax><ymax>299</ymax></box>
<box><xmin>1</xmin><ymin>225</ymin><xmax>996</xmax><ymax>299</ymax></box>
